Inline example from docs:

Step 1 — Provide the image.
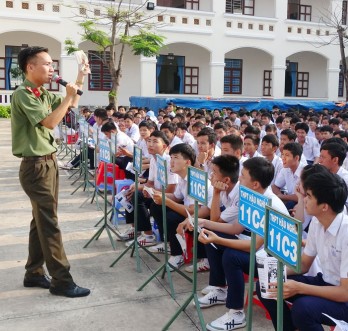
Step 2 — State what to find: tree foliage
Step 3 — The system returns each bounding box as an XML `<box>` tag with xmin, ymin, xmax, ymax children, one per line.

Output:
<box><xmin>64</xmin><ymin>0</ymin><xmax>165</xmax><ymax>104</ymax></box>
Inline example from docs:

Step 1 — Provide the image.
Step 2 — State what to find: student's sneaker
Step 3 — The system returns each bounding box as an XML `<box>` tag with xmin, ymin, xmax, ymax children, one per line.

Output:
<box><xmin>168</xmin><ymin>255</ymin><xmax>184</xmax><ymax>271</ymax></box>
<box><xmin>115</xmin><ymin>227</ymin><xmax>139</xmax><ymax>241</ymax></box>
<box><xmin>60</xmin><ymin>162</ymin><xmax>75</xmax><ymax>170</ymax></box>
<box><xmin>125</xmin><ymin>234</ymin><xmax>156</xmax><ymax>247</ymax></box>
<box><xmin>185</xmin><ymin>258</ymin><xmax>210</xmax><ymax>273</ymax></box>
<box><xmin>201</xmin><ymin>285</ymin><xmax>220</xmax><ymax>295</ymax></box>
<box><xmin>195</xmin><ymin>288</ymin><xmax>227</xmax><ymax>308</ymax></box>
<box><xmin>206</xmin><ymin>310</ymin><xmax>246</xmax><ymax>331</ymax></box>
<box><xmin>148</xmin><ymin>242</ymin><xmax>171</xmax><ymax>254</ymax></box>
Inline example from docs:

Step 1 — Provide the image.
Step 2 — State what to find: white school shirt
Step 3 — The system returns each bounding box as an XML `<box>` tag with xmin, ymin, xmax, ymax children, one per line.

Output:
<box><xmin>271</xmin><ymin>155</ymin><xmax>283</xmax><ymax>186</ymax></box>
<box><xmin>126</xmin><ymin>123</ymin><xmax>140</xmax><ymax>143</ymax></box>
<box><xmin>296</xmin><ymin>136</ymin><xmax>320</xmax><ymax>162</ymax></box>
<box><xmin>304</xmin><ymin>212</ymin><xmax>348</xmax><ymax>285</ymax></box>
<box><xmin>274</xmin><ymin>164</ymin><xmax>304</xmax><ymax>195</ymax></box>
<box><xmin>148</xmin><ymin>154</ymin><xmax>178</xmax><ymax>190</ymax></box>
<box><xmin>208</xmin><ymin>182</ymin><xmax>240</xmax><ymax>223</ymax></box>
<box><xmin>181</xmin><ymin>131</ymin><xmax>195</xmax><ymax>145</ymax></box>
<box><xmin>116</xmin><ymin>131</ymin><xmax>134</xmax><ymax>154</ymax></box>
<box><xmin>136</xmin><ymin>138</ymin><xmax>150</xmax><ymax>159</ymax></box>
<box><xmin>174</xmin><ymin>176</ymin><xmax>213</xmax><ymax>206</ymax></box>
<box><xmin>239</xmin><ymin>155</ymin><xmax>248</xmax><ymax>175</ymax></box>
<box><xmin>169</xmin><ymin>136</ymin><xmax>183</xmax><ymax>149</ymax></box>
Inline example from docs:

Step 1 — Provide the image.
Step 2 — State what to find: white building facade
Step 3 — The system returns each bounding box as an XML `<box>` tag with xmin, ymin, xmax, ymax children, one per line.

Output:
<box><xmin>0</xmin><ymin>0</ymin><xmax>346</xmax><ymax>107</ymax></box>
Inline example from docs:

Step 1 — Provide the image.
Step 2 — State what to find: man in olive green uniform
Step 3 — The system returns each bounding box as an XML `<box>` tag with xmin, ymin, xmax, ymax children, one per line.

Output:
<box><xmin>11</xmin><ymin>46</ymin><xmax>90</xmax><ymax>298</ymax></box>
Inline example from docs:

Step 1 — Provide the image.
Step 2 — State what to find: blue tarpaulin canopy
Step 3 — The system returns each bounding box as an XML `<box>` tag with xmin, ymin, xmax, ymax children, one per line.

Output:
<box><xmin>130</xmin><ymin>96</ymin><xmax>346</xmax><ymax>115</ymax></box>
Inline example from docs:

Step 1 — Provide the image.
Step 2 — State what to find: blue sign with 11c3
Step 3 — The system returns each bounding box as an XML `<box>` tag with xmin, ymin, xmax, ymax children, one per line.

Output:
<box><xmin>99</xmin><ymin>139</ymin><xmax>111</xmax><ymax>163</ymax></box>
<box><xmin>239</xmin><ymin>185</ymin><xmax>270</xmax><ymax>238</ymax></box>
<box><xmin>265</xmin><ymin>206</ymin><xmax>302</xmax><ymax>272</ymax></box>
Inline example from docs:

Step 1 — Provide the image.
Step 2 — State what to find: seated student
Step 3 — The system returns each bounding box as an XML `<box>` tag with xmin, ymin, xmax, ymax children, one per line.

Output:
<box><xmin>196</xmin><ymin>127</ymin><xmax>221</xmax><ymax>177</ymax></box>
<box><xmin>278</xmin><ymin>129</ymin><xmax>307</xmax><ymax>166</ymax></box>
<box><xmin>257</xmin><ymin>169</ymin><xmax>348</xmax><ymax>331</ymax></box>
<box><xmin>99</xmin><ymin>121</ymin><xmax>135</xmax><ymax>175</ymax></box>
<box><xmin>214</xmin><ymin>123</ymin><xmax>228</xmax><ymax>148</ymax></box>
<box><xmin>197</xmin><ymin>158</ymin><xmax>288</xmax><ymax>331</ymax></box>
<box><xmin>160</xmin><ymin>122</ymin><xmax>183</xmax><ymax>149</ymax></box>
<box><xmin>308</xmin><ymin>116</ymin><xmax>319</xmax><ymax>138</ymax></box>
<box><xmin>295</xmin><ymin>122</ymin><xmax>320</xmax><ymax>165</ymax></box>
<box><xmin>191</xmin><ymin>121</ymin><xmax>206</xmax><ymax>154</ymax></box>
<box><xmin>149</xmin><ymin>143</ymin><xmax>211</xmax><ymax>270</ymax></box>
<box><xmin>265</xmin><ymin>124</ymin><xmax>278</xmax><ymax>137</ymax></box>
<box><xmin>272</xmin><ymin>142</ymin><xmax>304</xmax><ymax>210</ymax></box>
<box><xmin>319</xmin><ymin>139</ymin><xmax>348</xmax><ymax>202</ymax></box>
<box><xmin>243</xmin><ymin>134</ymin><xmax>262</xmax><ymax>158</ymax></box>
<box><xmin>119</xmin><ymin>131</ymin><xmax>178</xmax><ymax>242</ymax></box>
<box><xmin>319</xmin><ymin>125</ymin><xmax>334</xmax><ymax>144</ymax></box>
<box><xmin>124</xmin><ymin>113</ymin><xmax>140</xmax><ymax>143</ymax></box>
<box><xmin>261</xmin><ymin>134</ymin><xmax>283</xmax><ymax>185</ymax></box>
<box><xmin>176</xmin><ymin>122</ymin><xmax>195</xmax><ymax>145</ymax></box>
<box><xmin>177</xmin><ymin>155</ymin><xmax>241</xmax><ymax>273</ymax></box>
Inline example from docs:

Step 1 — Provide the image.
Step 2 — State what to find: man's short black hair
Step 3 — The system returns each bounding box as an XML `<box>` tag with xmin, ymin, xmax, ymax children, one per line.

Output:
<box><xmin>150</xmin><ymin>130</ymin><xmax>170</xmax><ymax>146</ymax></box>
<box><xmin>160</xmin><ymin>121</ymin><xmax>176</xmax><ymax>133</ymax></box>
<box><xmin>197</xmin><ymin>127</ymin><xmax>217</xmax><ymax>145</ymax></box>
<box><xmin>283</xmin><ymin>142</ymin><xmax>303</xmax><ymax>159</ymax></box>
<box><xmin>94</xmin><ymin>108</ymin><xmax>108</xmax><ymax>120</ymax></box>
<box><xmin>295</xmin><ymin>122</ymin><xmax>309</xmax><ymax>134</ymax></box>
<box><xmin>243</xmin><ymin>157</ymin><xmax>275</xmax><ymax>189</ymax></box>
<box><xmin>169</xmin><ymin>143</ymin><xmax>196</xmax><ymax>166</ymax></box>
<box><xmin>18</xmin><ymin>46</ymin><xmax>49</xmax><ymax>73</ymax></box>
<box><xmin>280</xmin><ymin>129</ymin><xmax>297</xmax><ymax>141</ymax></box>
<box><xmin>320</xmin><ymin>142</ymin><xmax>347</xmax><ymax>166</ymax></box>
<box><xmin>320</xmin><ymin>125</ymin><xmax>333</xmax><ymax>134</ymax></box>
<box><xmin>220</xmin><ymin>134</ymin><xmax>244</xmax><ymax>151</ymax></box>
<box><xmin>101</xmin><ymin>121</ymin><xmax>116</xmax><ymax>133</ymax></box>
<box><xmin>262</xmin><ymin>134</ymin><xmax>279</xmax><ymax>147</ymax></box>
<box><xmin>211</xmin><ymin>155</ymin><xmax>239</xmax><ymax>184</ymax></box>
<box><xmin>303</xmin><ymin>171</ymin><xmax>347</xmax><ymax>214</ymax></box>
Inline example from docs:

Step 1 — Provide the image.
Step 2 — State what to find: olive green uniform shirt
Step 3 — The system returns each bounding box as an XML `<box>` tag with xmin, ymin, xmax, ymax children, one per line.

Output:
<box><xmin>11</xmin><ymin>79</ymin><xmax>63</xmax><ymax>157</ymax></box>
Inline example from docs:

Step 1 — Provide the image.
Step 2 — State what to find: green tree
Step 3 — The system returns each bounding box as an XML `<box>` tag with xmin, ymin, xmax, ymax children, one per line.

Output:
<box><xmin>65</xmin><ymin>1</ymin><xmax>165</xmax><ymax>105</ymax></box>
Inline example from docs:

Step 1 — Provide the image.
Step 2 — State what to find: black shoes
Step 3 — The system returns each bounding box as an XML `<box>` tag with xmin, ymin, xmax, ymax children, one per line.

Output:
<box><xmin>23</xmin><ymin>274</ymin><xmax>51</xmax><ymax>289</ymax></box>
<box><xmin>49</xmin><ymin>283</ymin><xmax>90</xmax><ymax>298</ymax></box>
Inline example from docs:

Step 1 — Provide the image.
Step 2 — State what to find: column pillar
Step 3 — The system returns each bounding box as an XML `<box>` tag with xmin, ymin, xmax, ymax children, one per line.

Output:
<box><xmin>275</xmin><ymin>0</ymin><xmax>288</xmax><ymax>20</ymax></box>
<box><xmin>327</xmin><ymin>58</ymin><xmax>341</xmax><ymax>101</ymax></box>
<box><xmin>209</xmin><ymin>61</ymin><xmax>225</xmax><ymax>98</ymax></box>
<box><xmin>140</xmin><ymin>55</ymin><xmax>157</xmax><ymax>97</ymax></box>
<box><xmin>272</xmin><ymin>64</ymin><xmax>286</xmax><ymax>99</ymax></box>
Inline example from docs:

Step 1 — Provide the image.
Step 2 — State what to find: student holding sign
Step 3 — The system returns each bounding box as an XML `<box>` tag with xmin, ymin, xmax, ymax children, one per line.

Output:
<box><xmin>197</xmin><ymin>157</ymin><xmax>288</xmax><ymax>331</ymax></box>
<box><xmin>257</xmin><ymin>169</ymin><xmax>348</xmax><ymax>331</ymax></box>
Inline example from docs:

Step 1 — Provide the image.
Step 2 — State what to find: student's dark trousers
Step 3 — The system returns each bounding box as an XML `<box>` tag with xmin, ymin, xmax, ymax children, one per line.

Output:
<box><xmin>256</xmin><ymin>273</ymin><xmax>348</xmax><ymax>331</ymax></box>
<box><xmin>19</xmin><ymin>155</ymin><xmax>74</xmax><ymax>287</ymax></box>
<box><xmin>205</xmin><ymin>232</ymin><xmax>257</xmax><ymax>309</ymax></box>
<box><xmin>151</xmin><ymin>204</ymin><xmax>206</xmax><ymax>258</ymax></box>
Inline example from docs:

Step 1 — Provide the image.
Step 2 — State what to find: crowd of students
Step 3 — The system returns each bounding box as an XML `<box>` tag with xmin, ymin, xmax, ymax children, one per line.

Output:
<box><xmin>63</xmin><ymin>103</ymin><xmax>348</xmax><ymax>331</ymax></box>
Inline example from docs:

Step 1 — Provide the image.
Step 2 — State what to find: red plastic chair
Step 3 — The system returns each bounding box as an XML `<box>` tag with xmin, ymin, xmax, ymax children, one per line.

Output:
<box><xmin>67</xmin><ymin>133</ymin><xmax>79</xmax><ymax>144</ymax></box>
<box><xmin>96</xmin><ymin>162</ymin><xmax>125</xmax><ymax>190</ymax></box>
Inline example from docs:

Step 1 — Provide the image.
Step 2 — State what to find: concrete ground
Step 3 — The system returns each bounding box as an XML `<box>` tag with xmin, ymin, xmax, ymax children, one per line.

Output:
<box><xmin>0</xmin><ymin>118</ymin><xmax>275</xmax><ymax>331</ymax></box>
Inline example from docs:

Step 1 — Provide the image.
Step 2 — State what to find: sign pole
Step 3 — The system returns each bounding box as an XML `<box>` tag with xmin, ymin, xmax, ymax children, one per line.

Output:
<box><xmin>277</xmin><ymin>260</ymin><xmax>284</xmax><ymax>331</ymax></box>
<box><xmin>246</xmin><ymin>232</ymin><xmax>256</xmax><ymax>331</ymax></box>
<box><xmin>162</xmin><ymin>166</ymin><xmax>207</xmax><ymax>331</ymax></box>
<box><xmin>137</xmin><ymin>155</ymin><xmax>191</xmax><ymax>298</ymax></box>
<box><xmin>110</xmin><ymin>146</ymin><xmax>160</xmax><ymax>270</ymax></box>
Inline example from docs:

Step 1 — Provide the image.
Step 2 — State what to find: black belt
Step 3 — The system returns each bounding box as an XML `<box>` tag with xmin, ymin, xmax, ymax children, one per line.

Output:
<box><xmin>22</xmin><ymin>153</ymin><xmax>56</xmax><ymax>162</ymax></box>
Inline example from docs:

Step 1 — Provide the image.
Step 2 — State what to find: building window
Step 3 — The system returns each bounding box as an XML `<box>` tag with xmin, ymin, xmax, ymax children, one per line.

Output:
<box><xmin>88</xmin><ymin>51</ymin><xmax>112</xmax><ymax>91</ymax></box>
<box><xmin>52</xmin><ymin>5</ymin><xmax>60</xmax><ymax>12</ymax></box>
<box><xmin>0</xmin><ymin>46</ymin><xmax>59</xmax><ymax>91</ymax></box>
<box><xmin>184</xmin><ymin>67</ymin><xmax>199</xmax><ymax>94</ymax></box>
<box><xmin>6</xmin><ymin>1</ymin><xmax>13</xmax><ymax>8</ymax></box>
<box><xmin>224</xmin><ymin>59</ymin><xmax>242</xmax><ymax>94</ymax></box>
<box><xmin>37</xmin><ymin>3</ymin><xmax>44</xmax><ymax>11</ymax></box>
<box><xmin>339</xmin><ymin>65</ymin><xmax>344</xmax><ymax>97</ymax></box>
<box><xmin>299</xmin><ymin>5</ymin><xmax>311</xmax><ymax>22</ymax></box>
<box><xmin>343</xmin><ymin>1</ymin><xmax>347</xmax><ymax>25</ymax></box>
<box><xmin>156</xmin><ymin>54</ymin><xmax>185</xmax><ymax>94</ymax></box>
<box><xmin>157</xmin><ymin>0</ymin><xmax>199</xmax><ymax>10</ymax></box>
<box><xmin>263</xmin><ymin>70</ymin><xmax>272</xmax><ymax>97</ymax></box>
<box><xmin>297</xmin><ymin>72</ymin><xmax>309</xmax><ymax>97</ymax></box>
<box><xmin>22</xmin><ymin>2</ymin><xmax>29</xmax><ymax>9</ymax></box>
<box><xmin>226</xmin><ymin>0</ymin><xmax>254</xmax><ymax>16</ymax></box>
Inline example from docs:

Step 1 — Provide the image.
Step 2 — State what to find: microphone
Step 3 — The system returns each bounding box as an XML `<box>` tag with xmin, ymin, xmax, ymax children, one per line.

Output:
<box><xmin>52</xmin><ymin>74</ymin><xmax>83</xmax><ymax>96</ymax></box>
